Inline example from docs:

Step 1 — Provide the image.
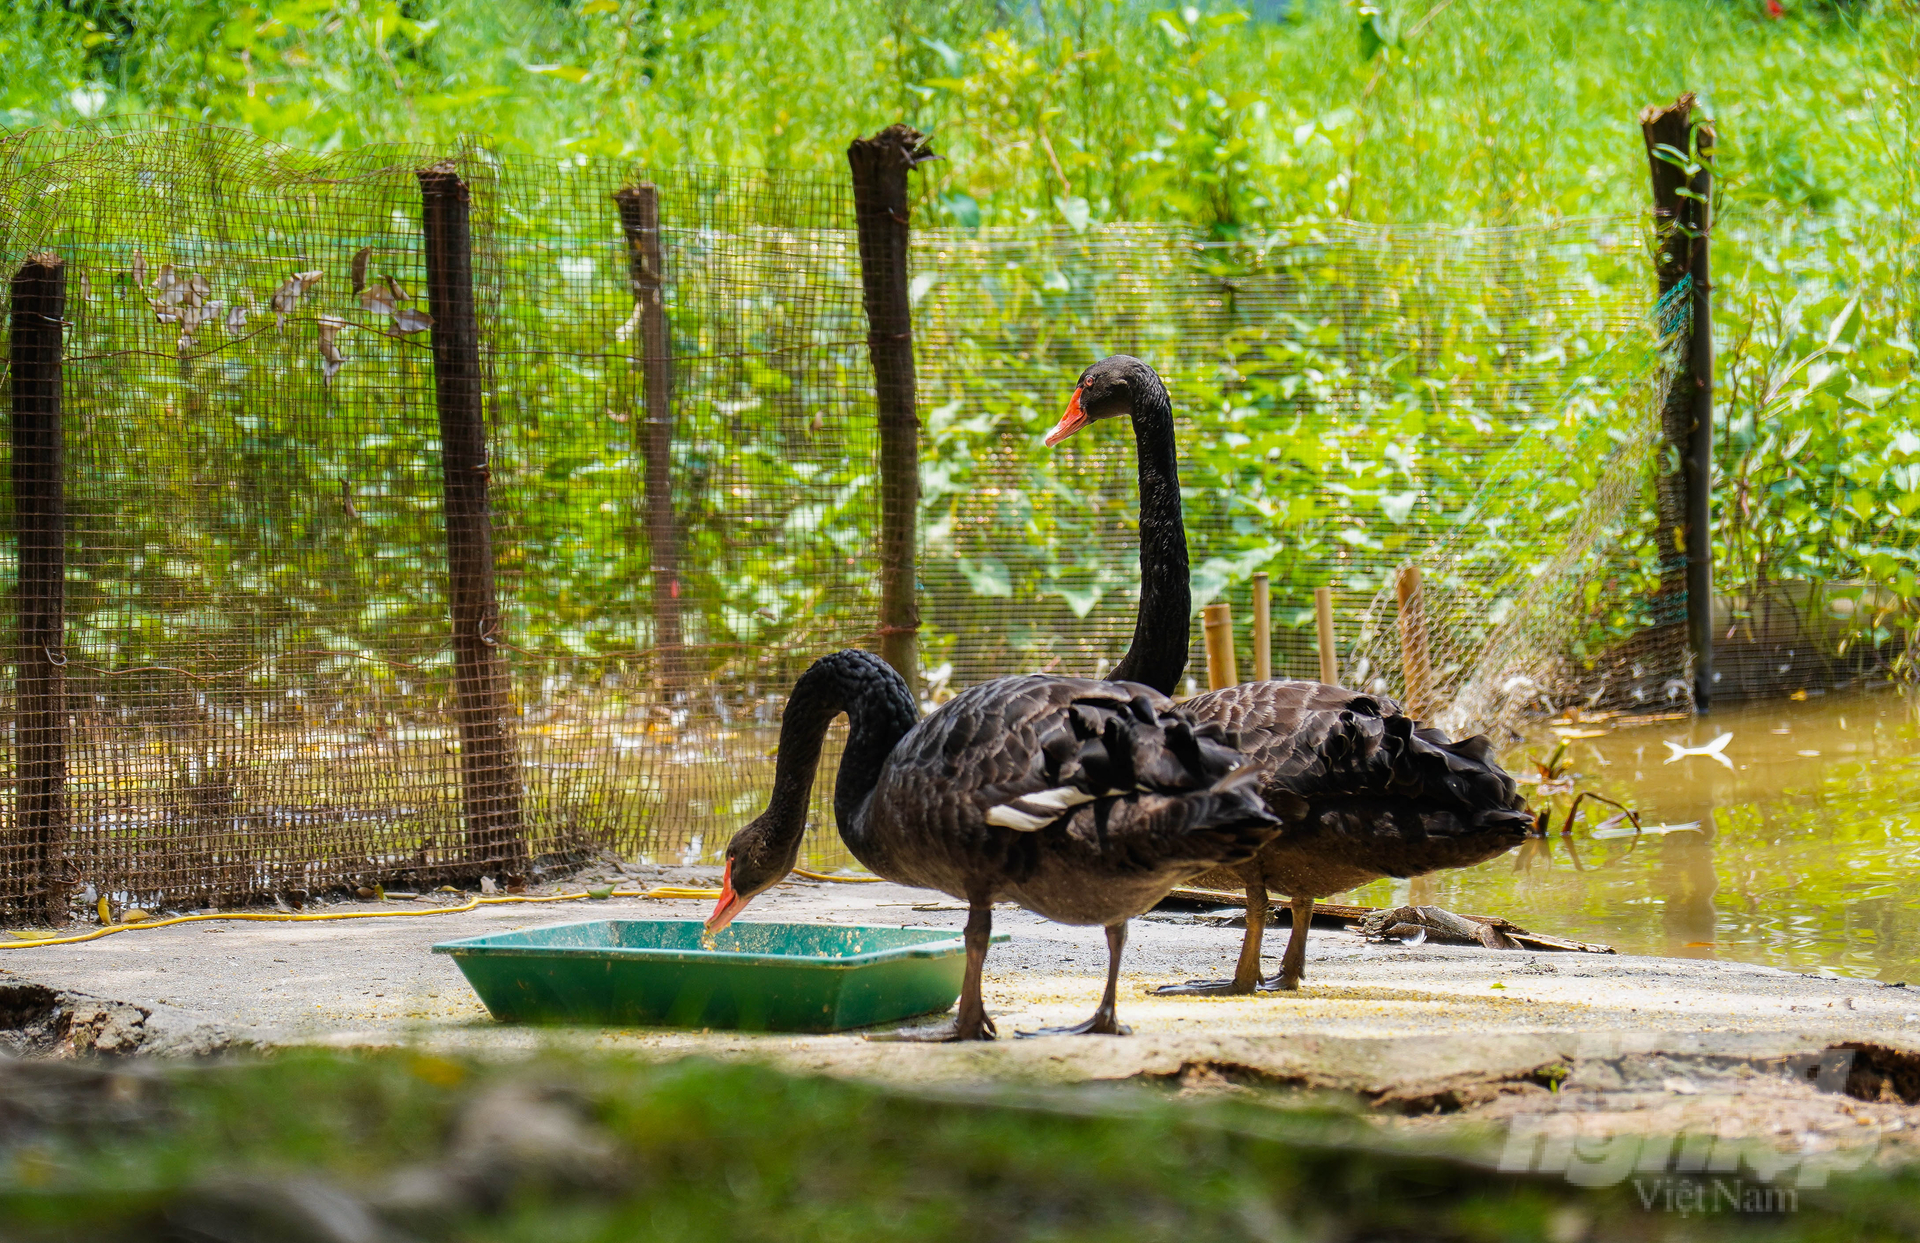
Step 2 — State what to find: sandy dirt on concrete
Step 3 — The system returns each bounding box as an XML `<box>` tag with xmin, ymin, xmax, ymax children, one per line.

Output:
<box><xmin>2</xmin><ymin>865</ymin><xmax>1915</xmax><ymax>1053</ymax></box>
<box><xmin>11</xmin><ymin>860</ymin><xmax>1920</xmax><ymax>1191</ymax></box>
<box><xmin>7</xmin><ymin>864</ymin><xmax>1920</xmax><ymax>1174</ymax></box>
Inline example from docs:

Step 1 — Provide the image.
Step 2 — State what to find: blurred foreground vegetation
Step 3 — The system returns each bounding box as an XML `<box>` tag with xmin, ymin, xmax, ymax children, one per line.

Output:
<box><xmin>5</xmin><ymin>1050</ymin><xmax>1920</xmax><ymax>1242</ymax></box>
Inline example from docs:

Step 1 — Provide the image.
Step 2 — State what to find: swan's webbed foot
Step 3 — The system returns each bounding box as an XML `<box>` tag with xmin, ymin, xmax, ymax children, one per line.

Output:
<box><xmin>867</xmin><ymin>1011</ymin><xmax>998</xmax><ymax>1042</ymax></box>
<box><xmin>1149</xmin><ymin>977</ymin><xmax>1256</xmax><ymax>996</ymax></box>
<box><xmin>1019</xmin><ymin>922</ymin><xmax>1134</xmax><ymax>1036</ymax></box>
<box><xmin>1017</xmin><ymin>1006</ymin><xmax>1130</xmax><ymax>1037</ymax></box>
<box><xmin>869</xmin><ymin>898</ymin><xmax>1000</xmax><ymax>1041</ymax></box>
<box><xmin>1153</xmin><ymin>886</ymin><xmax>1274</xmax><ymax>997</ymax></box>
<box><xmin>1153</xmin><ymin>970</ymin><xmax>1301</xmax><ymax>994</ymax></box>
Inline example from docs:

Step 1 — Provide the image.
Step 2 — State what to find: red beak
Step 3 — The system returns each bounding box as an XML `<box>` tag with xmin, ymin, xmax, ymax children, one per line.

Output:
<box><xmin>1045</xmin><ymin>387</ymin><xmax>1089</xmax><ymax>447</ymax></box>
<box><xmin>705</xmin><ymin>859</ymin><xmax>749</xmax><ymax>933</ymax></box>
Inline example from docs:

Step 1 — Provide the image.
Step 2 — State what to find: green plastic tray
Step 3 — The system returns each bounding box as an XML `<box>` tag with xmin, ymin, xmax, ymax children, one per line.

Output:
<box><xmin>433</xmin><ymin>918</ymin><xmax>1007</xmax><ymax>1033</ymax></box>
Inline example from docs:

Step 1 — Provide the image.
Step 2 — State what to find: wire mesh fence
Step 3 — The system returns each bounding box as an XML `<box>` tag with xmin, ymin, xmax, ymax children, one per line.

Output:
<box><xmin>0</xmin><ymin>127</ymin><xmax>888</xmax><ymax>918</ymax></box>
<box><xmin>909</xmin><ymin>219</ymin><xmax>1694</xmax><ymax>735</ymax></box>
<box><xmin>0</xmin><ymin>123</ymin><xmax>1838</xmax><ymax>921</ymax></box>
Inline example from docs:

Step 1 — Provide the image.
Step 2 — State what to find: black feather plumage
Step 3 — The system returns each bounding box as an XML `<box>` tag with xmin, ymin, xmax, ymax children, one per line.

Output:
<box><xmin>714</xmin><ymin>650</ymin><xmax>1281</xmax><ymax>1037</ymax></box>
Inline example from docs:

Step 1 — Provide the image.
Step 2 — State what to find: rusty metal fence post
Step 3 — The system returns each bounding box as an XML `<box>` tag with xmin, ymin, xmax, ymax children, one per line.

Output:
<box><xmin>10</xmin><ymin>253</ymin><xmax>69</xmax><ymax>922</ymax></box>
<box><xmin>848</xmin><ymin>124</ymin><xmax>936</xmax><ymax>696</ymax></box>
<box><xmin>613</xmin><ymin>183</ymin><xmax>687</xmax><ymax>692</ymax></box>
<box><xmin>419</xmin><ymin>164</ymin><xmax>526</xmax><ymax>874</ymax></box>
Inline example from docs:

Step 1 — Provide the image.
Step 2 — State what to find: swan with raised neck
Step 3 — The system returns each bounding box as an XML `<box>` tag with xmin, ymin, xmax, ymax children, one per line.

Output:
<box><xmin>1045</xmin><ymin>355</ymin><xmax>1190</xmax><ymax>695</ymax></box>
<box><xmin>1047</xmin><ymin>359</ymin><xmax>1536</xmax><ymax>998</ymax></box>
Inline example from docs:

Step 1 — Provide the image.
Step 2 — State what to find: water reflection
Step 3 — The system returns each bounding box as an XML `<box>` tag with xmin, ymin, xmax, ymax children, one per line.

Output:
<box><xmin>1343</xmin><ymin>687</ymin><xmax>1920</xmax><ymax>981</ymax></box>
<box><xmin>1658</xmin><ymin>819</ymin><xmax>1717</xmax><ymax>959</ymax></box>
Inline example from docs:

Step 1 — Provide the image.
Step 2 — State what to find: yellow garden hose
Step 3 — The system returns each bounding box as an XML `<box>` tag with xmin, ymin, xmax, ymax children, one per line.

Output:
<box><xmin>792</xmin><ymin>868</ymin><xmax>884</xmax><ymax>884</ymax></box>
<box><xmin>0</xmin><ymin>885</ymin><xmax>723</xmax><ymax>950</ymax></box>
<box><xmin>2</xmin><ymin>866</ymin><xmax>890</xmax><ymax>951</ymax></box>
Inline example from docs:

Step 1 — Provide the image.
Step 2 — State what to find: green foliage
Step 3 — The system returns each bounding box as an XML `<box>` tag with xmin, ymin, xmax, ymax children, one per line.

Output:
<box><xmin>3</xmin><ymin>0</ymin><xmax>1919</xmax><ymax>688</ymax></box>
<box><xmin>1712</xmin><ymin>212</ymin><xmax>1920</xmax><ymax>670</ymax></box>
<box><xmin>5</xmin><ymin>1051</ymin><xmax>1920</xmax><ymax>1241</ymax></box>
<box><xmin>0</xmin><ymin>0</ymin><xmax>1904</xmax><ymax>227</ymax></box>
<box><xmin>912</xmin><ymin>219</ymin><xmax>1681</xmax><ymax>688</ymax></box>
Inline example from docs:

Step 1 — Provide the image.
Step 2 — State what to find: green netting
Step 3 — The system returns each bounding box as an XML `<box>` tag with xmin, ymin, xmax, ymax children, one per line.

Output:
<box><xmin>0</xmin><ymin>124</ymin><xmax>1697</xmax><ymax>917</ymax></box>
<box><xmin>911</xmin><ymin>220</ymin><xmax>1692</xmax><ymax>736</ymax></box>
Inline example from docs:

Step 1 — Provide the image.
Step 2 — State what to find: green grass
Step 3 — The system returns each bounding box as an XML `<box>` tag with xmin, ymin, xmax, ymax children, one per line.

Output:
<box><xmin>5</xmin><ymin>1050</ymin><xmax>1920</xmax><ymax>1241</ymax></box>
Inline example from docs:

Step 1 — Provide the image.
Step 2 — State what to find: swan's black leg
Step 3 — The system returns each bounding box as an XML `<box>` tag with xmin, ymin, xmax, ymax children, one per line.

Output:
<box><xmin>1230</xmin><ymin>884</ymin><xmax>1269</xmax><ymax>990</ymax></box>
<box><xmin>1259</xmin><ymin>894</ymin><xmax>1315</xmax><ymax>991</ymax></box>
<box><xmin>1022</xmin><ymin>921</ymin><xmax>1132</xmax><ymax>1036</ymax></box>
<box><xmin>1151</xmin><ymin>881</ymin><xmax>1266</xmax><ymax>996</ymax></box>
<box><xmin>869</xmin><ymin>899</ymin><xmax>998</xmax><ymax>1042</ymax></box>
<box><xmin>953</xmin><ymin>901</ymin><xmax>999</xmax><ymax>1036</ymax></box>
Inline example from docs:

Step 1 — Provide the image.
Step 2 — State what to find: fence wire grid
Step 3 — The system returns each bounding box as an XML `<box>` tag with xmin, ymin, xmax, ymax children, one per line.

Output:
<box><xmin>909</xmin><ymin>220</ymin><xmax>1693</xmax><ymax>735</ymax></box>
<box><xmin>0</xmin><ymin>126</ymin><xmax>1695</xmax><ymax>919</ymax></box>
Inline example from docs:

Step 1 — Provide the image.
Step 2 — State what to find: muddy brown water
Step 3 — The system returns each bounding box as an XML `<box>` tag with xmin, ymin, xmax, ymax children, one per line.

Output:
<box><xmin>1336</xmin><ymin>686</ymin><xmax>1920</xmax><ymax>982</ymax></box>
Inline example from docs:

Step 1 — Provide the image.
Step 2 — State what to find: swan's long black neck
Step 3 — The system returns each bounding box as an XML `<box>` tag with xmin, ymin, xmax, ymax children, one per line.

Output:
<box><xmin>1108</xmin><ymin>378</ymin><xmax>1190</xmax><ymax>695</ymax></box>
<box><xmin>752</xmin><ymin>650</ymin><xmax>920</xmax><ymax>862</ymax></box>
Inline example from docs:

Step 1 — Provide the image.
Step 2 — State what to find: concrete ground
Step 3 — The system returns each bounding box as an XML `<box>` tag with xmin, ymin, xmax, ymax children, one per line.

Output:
<box><xmin>6</xmin><ymin>865</ymin><xmax>1920</xmax><ymax>1169</ymax></box>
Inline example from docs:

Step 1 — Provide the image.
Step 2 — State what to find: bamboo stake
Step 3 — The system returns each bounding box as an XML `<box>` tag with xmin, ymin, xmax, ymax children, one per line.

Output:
<box><xmin>1251</xmin><ymin>573</ymin><xmax>1271</xmax><ymax>683</ymax></box>
<box><xmin>1396</xmin><ymin>565</ymin><xmax>1434</xmax><ymax>718</ymax></box>
<box><xmin>1202</xmin><ymin>603</ymin><xmax>1237</xmax><ymax>691</ymax></box>
<box><xmin>1314</xmin><ymin>586</ymin><xmax>1338</xmax><ymax>686</ymax></box>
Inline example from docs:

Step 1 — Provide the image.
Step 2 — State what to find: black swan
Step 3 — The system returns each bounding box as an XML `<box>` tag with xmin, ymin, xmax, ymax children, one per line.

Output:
<box><xmin>1048</xmin><ymin>355</ymin><xmax>1535</xmax><ymax>994</ymax></box>
<box><xmin>706</xmin><ymin>649</ymin><xmax>1281</xmax><ymax>1038</ymax></box>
